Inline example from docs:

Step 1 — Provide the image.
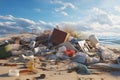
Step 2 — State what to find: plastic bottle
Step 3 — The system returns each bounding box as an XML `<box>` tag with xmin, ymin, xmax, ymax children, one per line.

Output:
<box><xmin>27</xmin><ymin>58</ymin><xmax>35</xmax><ymax>71</ymax></box>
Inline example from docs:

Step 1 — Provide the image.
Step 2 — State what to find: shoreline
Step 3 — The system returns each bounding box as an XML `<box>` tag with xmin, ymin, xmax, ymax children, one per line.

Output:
<box><xmin>105</xmin><ymin>45</ymin><xmax>120</xmax><ymax>50</ymax></box>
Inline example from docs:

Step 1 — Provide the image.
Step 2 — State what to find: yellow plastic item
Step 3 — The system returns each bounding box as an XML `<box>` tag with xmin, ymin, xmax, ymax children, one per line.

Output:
<box><xmin>27</xmin><ymin>60</ymin><xmax>34</xmax><ymax>71</ymax></box>
<box><xmin>5</xmin><ymin>44</ymin><xmax>11</xmax><ymax>52</ymax></box>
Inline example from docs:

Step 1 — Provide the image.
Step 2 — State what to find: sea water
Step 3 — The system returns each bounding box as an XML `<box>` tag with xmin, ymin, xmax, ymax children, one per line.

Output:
<box><xmin>98</xmin><ymin>36</ymin><xmax>120</xmax><ymax>46</ymax></box>
<box><xmin>0</xmin><ymin>35</ymin><xmax>5</xmax><ymax>38</ymax></box>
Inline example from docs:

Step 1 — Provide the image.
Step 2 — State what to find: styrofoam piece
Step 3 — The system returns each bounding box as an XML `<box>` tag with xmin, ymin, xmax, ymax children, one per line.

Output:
<box><xmin>8</xmin><ymin>69</ymin><xmax>19</xmax><ymax>77</ymax></box>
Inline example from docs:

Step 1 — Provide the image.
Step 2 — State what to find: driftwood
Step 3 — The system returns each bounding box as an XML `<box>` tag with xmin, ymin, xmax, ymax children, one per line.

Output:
<box><xmin>0</xmin><ymin>63</ymin><xmax>24</xmax><ymax>66</ymax></box>
<box><xmin>88</xmin><ymin>63</ymin><xmax>120</xmax><ymax>71</ymax></box>
<box><xmin>19</xmin><ymin>69</ymin><xmax>37</xmax><ymax>75</ymax></box>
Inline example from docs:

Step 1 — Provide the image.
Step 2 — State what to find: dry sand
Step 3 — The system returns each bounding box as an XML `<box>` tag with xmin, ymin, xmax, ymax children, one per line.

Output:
<box><xmin>0</xmin><ymin>62</ymin><xmax>120</xmax><ymax>80</ymax></box>
<box><xmin>0</xmin><ymin>45</ymin><xmax>120</xmax><ymax>80</ymax></box>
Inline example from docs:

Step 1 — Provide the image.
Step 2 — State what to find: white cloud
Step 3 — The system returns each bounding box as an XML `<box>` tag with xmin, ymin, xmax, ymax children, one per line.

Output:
<box><xmin>61</xmin><ymin>11</ymin><xmax>68</xmax><ymax>16</ymax></box>
<box><xmin>0</xmin><ymin>15</ymin><xmax>55</xmax><ymax>35</ymax></box>
<box><xmin>114</xmin><ymin>6</ymin><xmax>120</xmax><ymax>12</ymax></box>
<box><xmin>38</xmin><ymin>20</ymin><xmax>47</xmax><ymax>25</ymax></box>
<box><xmin>55</xmin><ymin>7</ymin><xmax>120</xmax><ymax>36</ymax></box>
<box><xmin>99</xmin><ymin>0</ymin><xmax>120</xmax><ymax>9</ymax></box>
<box><xmin>1</xmin><ymin>6</ymin><xmax>120</xmax><ymax>37</ymax></box>
<box><xmin>0</xmin><ymin>15</ymin><xmax>35</xmax><ymax>28</ymax></box>
<box><xmin>0</xmin><ymin>22</ymin><xmax>16</xmax><ymax>28</ymax></box>
<box><xmin>15</xmin><ymin>18</ymin><xmax>35</xmax><ymax>27</ymax></box>
<box><xmin>89</xmin><ymin>7</ymin><xmax>112</xmax><ymax>25</ymax></box>
<box><xmin>0</xmin><ymin>15</ymin><xmax>36</xmax><ymax>34</ymax></box>
<box><xmin>1</xmin><ymin>16</ymin><xmax>56</xmax><ymax>35</ymax></box>
<box><xmin>26</xmin><ymin>20</ymin><xmax>54</xmax><ymax>33</ymax></box>
<box><xmin>36</xmin><ymin>20</ymin><xmax>54</xmax><ymax>30</ymax></box>
<box><xmin>54</xmin><ymin>2</ymin><xmax>76</xmax><ymax>12</ymax></box>
<box><xmin>86</xmin><ymin>8</ymin><xmax>120</xmax><ymax>36</ymax></box>
<box><xmin>34</xmin><ymin>8</ymin><xmax>41</xmax><ymax>12</ymax></box>
<box><xmin>51</xmin><ymin>0</ymin><xmax>77</xmax><ymax>16</ymax></box>
<box><xmin>0</xmin><ymin>15</ymin><xmax>14</xmax><ymax>20</ymax></box>
<box><xmin>92</xmin><ymin>7</ymin><xmax>107</xmax><ymax>15</ymax></box>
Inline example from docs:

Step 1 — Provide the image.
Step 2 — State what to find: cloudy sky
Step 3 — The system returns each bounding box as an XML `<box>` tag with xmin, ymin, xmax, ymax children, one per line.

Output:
<box><xmin>0</xmin><ymin>0</ymin><xmax>120</xmax><ymax>36</ymax></box>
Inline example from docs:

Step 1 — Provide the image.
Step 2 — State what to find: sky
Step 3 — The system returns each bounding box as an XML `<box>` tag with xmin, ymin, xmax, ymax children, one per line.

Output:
<box><xmin>0</xmin><ymin>0</ymin><xmax>120</xmax><ymax>37</ymax></box>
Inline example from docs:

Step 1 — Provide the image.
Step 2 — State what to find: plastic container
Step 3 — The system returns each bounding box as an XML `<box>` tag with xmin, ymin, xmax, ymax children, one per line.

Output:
<box><xmin>8</xmin><ymin>69</ymin><xmax>19</xmax><ymax>77</ymax></box>
<box><xmin>89</xmin><ymin>35</ymin><xmax>99</xmax><ymax>46</ymax></box>
<box><xmin>34</xmin><ymin>47</ymin><xmax>40</xmax><ymax>54</ymax></box>
<box><xmin>58</xmin><ymin>46</ymin><xmax>66</xmax><ymax>52</ymax></box>
<box><xmin>27</xmin><ymin>59</ymin><xmax>35</xmax><ymax>71</ymax></box>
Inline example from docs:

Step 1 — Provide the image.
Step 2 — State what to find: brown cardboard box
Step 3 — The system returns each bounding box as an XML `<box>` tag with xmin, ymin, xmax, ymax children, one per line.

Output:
<box><xmin>50</xmin><ymin>28</ymin><xmax>69</xmax><ymax>45</ymax></box>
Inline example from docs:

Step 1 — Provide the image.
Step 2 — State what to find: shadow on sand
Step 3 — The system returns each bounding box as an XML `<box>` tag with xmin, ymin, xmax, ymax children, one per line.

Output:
<box><xmin>0</xmin><ymin>73</ymin><xmax>8</xmax><ymax>77</ymax></box>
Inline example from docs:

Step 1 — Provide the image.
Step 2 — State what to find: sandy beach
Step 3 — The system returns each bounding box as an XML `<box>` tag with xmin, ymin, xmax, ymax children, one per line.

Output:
<box><xmin>0</xmin><ymin>45</ymin><xmax>119</xmax><ymax>80</ymax></box>
<box><xmin>0</xmin><ymin>33</ymin><xmax>120</xmax><ymax>80</ymax></box>
<box><xmin>0</xmin><ymin>61</ymin><xmax>120</xmax><ymax>80</ymax></box>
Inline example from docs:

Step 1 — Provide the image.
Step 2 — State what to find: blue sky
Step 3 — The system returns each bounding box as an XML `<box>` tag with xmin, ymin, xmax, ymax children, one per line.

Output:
<box><xmin>0</xmin><ymin>0</ymin><xmax>120</xmax><ymax>36</ymax></box>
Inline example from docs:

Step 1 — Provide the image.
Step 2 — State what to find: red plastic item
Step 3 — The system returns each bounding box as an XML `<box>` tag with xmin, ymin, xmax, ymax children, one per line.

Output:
<box><xmin>64</xmin><ymin>50</ymin><xmax>75</xmax><ymax>57</ymax></box>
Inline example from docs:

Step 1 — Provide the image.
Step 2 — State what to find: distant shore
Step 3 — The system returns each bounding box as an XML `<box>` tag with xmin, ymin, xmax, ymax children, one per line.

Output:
<box><xmin>0</xmin><ymin>33</ymin><xmax>34</xmax><ymax>41</ymax></box>
<box><xmin>106</xmin><ymin>45</ymin><xmax>120</xmax><ymax>50</ymax></box>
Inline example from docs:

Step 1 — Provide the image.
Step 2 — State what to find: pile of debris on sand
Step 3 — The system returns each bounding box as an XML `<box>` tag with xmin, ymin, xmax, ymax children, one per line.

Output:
<box><xmin>0</xmin><ymin>28</ymin><xmax>120</xmax><ymax>79</ymax></box>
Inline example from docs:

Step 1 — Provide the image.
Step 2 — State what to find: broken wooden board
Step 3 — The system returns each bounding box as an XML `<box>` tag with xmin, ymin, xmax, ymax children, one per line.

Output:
<box><xmin>19</xmin><ymin>69</ymin><xmax>37</xmax><ymax>75</ymax></box>
<box><xmin>88</xmin><ymin>63</ymin><xmax>120</xmax><ymax>71</ymax></box>
<box><xmin>0</xmin><ymin>63</ymin><xmax>24</xmax><ymax>66</ymax></box>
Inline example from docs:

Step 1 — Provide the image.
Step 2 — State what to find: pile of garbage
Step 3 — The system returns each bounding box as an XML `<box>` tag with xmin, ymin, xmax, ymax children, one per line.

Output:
<box><xmin>0</xmin><ymin>28</ymin><xmax>120</xmax><ymax>76</ymax></box>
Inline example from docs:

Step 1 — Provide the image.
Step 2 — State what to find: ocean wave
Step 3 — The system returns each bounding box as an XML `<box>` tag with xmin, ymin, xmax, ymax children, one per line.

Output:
<box><xmin>98</xmin><ymin>36</ymin><xmax>120</xmax><ymax>45</ymax></box>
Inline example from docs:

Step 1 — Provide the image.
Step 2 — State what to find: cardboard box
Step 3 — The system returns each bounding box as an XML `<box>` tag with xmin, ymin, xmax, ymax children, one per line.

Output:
<box><xmin>50</xmin><ymin>28</ymin><xmax>69</xmax><ymax>45</ymax></box>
